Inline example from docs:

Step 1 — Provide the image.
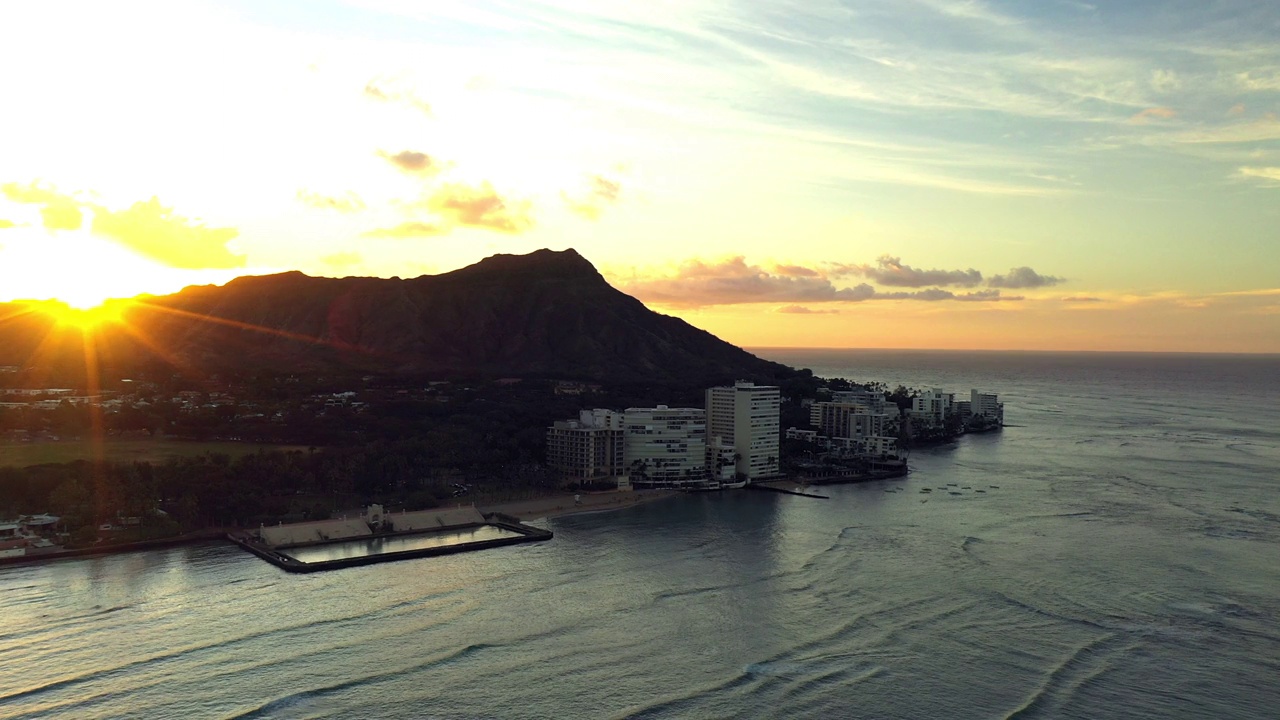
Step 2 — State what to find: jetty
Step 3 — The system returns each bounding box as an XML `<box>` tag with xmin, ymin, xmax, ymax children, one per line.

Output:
<box><xmin>747</xmin><ymin>483</ymin><xmax>829</xmax><ymax>499</ymax></box>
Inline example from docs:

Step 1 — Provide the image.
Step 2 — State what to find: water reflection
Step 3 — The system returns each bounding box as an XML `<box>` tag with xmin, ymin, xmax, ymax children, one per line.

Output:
<box><xmin>282</xmin><ymin>526</ymin><xmax>523</xmax><ymax>564</ymax></box>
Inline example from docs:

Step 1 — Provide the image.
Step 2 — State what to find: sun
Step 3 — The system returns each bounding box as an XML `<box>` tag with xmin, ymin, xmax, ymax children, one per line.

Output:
<box><xmin>21</xmin><ymin>298</ymin><xmax>131</xmax><ymax>330</ymax></box>
<box><xmin>57</xmin><ymin>299</ymin><xmax>131</xmax><ymax>328</ymax></box>
<box><xmin>0</xmin><ymin>225</ymin><xmax>240</xmax><ymax>313</ymax></box>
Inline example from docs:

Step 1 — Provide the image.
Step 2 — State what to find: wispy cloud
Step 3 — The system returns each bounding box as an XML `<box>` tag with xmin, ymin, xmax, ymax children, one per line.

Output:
<box><xmin>563</xmin><ymin>174</ymin><xmax>622</xmax><ymax>219</ymax></box>
<box><xmin>2</xmin><ymin>181</ymin><xmax>83</xmax><ymax>231</ymax></box>
<box><xmin>776</xmin><ymin>305</ymin><xmax>840</xmax><ymax>314</ymax></box>
<box><xmin>837</xmin><ymin>255</ymin><xmax>983</xmax><ymax>288</ymax></box>
<box><xmin>296</xmin><ymin>189</ymin><xmax>366</xmax><ymax>212</ymax></box>
<box><xmin>1237</xmin><ymin>166</ymin><xmax>1280</xmax><ymax>185</ymax></box>
<box><xmin>1129</xmin><ymin>107</ymin><xmax>1178</xmax><ymax>124</ymax></box>
<box><xmin>91</xmin><ymin>198</ymin><xmax>243</xmax><ymax>269</ymax></box>
<box><xmin>612</xmin><ymin>256</ymin><xmax>1022</xmax><ymax>308</ymax></box>
<box><xmin>2</xmin><ymin>181</ymin><xmax>242</xmax><ymax>268</ymax></box>
<box><xmin>363</xmin><ymin>221</ymin><xmax>449</xmax><ymax>238</ymax></box>
<box><xmin>379</xmin><ymin>150</ymin><xmax>440</xmax><ymax>176</ymax></box>
<box><xmin>364</xmin><ymin>78</ymin><xmax>433</xmax><ymax>115</ymax></box>
<box><xmin>427</xmin><ymin>182</ymin><xmax>532</xmax><ymax>233</ymax></box>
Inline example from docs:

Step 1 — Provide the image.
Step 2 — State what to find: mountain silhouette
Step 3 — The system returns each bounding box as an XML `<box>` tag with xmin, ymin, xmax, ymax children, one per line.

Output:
<box><xmin>0</xmin><ymin>249</ymin><xmax>795</xmax><ymax>385</ymax></box>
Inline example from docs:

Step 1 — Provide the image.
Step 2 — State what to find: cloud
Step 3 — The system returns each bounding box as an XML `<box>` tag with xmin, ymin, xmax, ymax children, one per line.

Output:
<box><xmin>774</xmin><ymin>264</ymin><xmax>822</xmax><ymax>277</ymax></box>
<box><xmin>988</xmin><ymin>266</ymin><xmax>1065</xmax><ymax>288</ymax></box>
<box><xmin>363</xmin><ymin>79</ymin><xmax>433</xmax><ymax>114</ymax></box>
<box><xmin>563</xmin><ymin>174</ymin><xmax>622</xmax><ymax>219</ymax></box>
<box><xmin>617</xmin><ymin>257</ymin><xmax>865</xmax><ymax>306</ymax></box>
<box><xmin>776</xmin><ymin>305</ymin><xmax>839</xmax><ymax>314</ymax></box>
<box><xmin>614</xmin><ymin>257</ymin><xmax>1019</xmax><ymax>307</ymax></box>
<box><xmin>91</xmin><ymin>197</ymin><xmax>243</xmax><ymax>269</ymax></box>
<box><xmin>379</xmin><ymin>150</ymin><xmax>439</xmax><ymax>175</ymax></box>
<box><xmin>0</xmin><ymin>219</ymin><xmax>15</xmax><ymax>229</ymax></box>
<box><xmin>1</xmin><ymin>181</ymin><xmax>64</xmax><ymax>205</ymax></box>
<box><xmin>1129</xmin><ymin>107</ymin><xmax>1178</xmax><ymax>124</ymax></box>
<box><xmin>296</xmin><ymin>189</ymin><xmax>366</xmax><ymax>212</ymax></box>
<box><xmin>428</xmin><ymin>182</ymin><xmax>532</xmax><ymax>233</ymax></box>
<box><xmin>1062</xmin><ymin>295</ymin><xmax>1103</xmax><ymax>302</ymax></box>
<box><xmin>954</xmin><ymin>289</ymin><xmax>1017</xmax><ymax>302</ymax></box>
<box><xmin>1</xmin><ymin>181</ymin><xmax>83</xmax><ymax>231</ymax></box>
<box><xmin>1228</xmin><ymin>103</ymin><xmax>1246</xmax><ymax>116</ymax></box>
<box><xmin>40</xmin><ymin>203</ymin><xmax>83</xmax><ymax>230</ymax></box>
<box><xmin>1150</xmin><ymin>69</ymin><xmax>1181</xmax><ymax>93</ymax></box>
<box><xmin>1166</xmin><ymin>116</ymin><xmax>1280</xmax><ymax>144</ymax></box>
<box><xmin>1235</xmin><ymin>71</ymin><xmax>1280</xmax><ymax>92</ymax></box>
<box><xmin>1238</xmin><ymin>166</ymin><xmax>1280</xmax><ymax>184</ymax></box>
<box><xmin>843</xmin><ymin>255</ymin><xmax>984</xmax><ymax>288</ymax></box>
<box><xmin>363</xmin><ymin>221</ymin><xmax>449</xmax><ymax>238</ymax></box>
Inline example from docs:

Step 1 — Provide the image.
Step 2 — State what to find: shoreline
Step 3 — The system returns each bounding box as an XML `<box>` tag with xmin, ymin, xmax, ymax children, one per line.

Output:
<box><xmin>479</xmin><ymin>489</ymin><xmax>679</xmax><ymax>522</ymax></box>
<box><xmin>0</xmin><ymin>528</ymin><xmax>231</xmax><ymax>569</ymax></box>
<box><xmin>0</xmin><ymin>492</ymin><xmax>679</xmax><ymax>570</ymax></box>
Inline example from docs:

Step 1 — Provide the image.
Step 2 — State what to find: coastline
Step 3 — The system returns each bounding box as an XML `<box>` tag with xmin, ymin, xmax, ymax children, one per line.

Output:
<box><xmin>0</xmin><ymin>528</ymin><xmax>231</xmax><ymax>569</ymax></box>
<box><xmin>480</xmin><ymin>489</ymin><xmax>679</xmax><ymax>522</ymax></box>
<box><xmin>0</xmin><ymin>492</ymin><xmax>678</xmax><ymax>570</ymax></box>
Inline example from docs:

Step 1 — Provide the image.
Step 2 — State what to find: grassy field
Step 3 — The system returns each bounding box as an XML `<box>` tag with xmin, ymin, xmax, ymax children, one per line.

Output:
<box><xmin>0</xmin><ymin>439</ymin><xmax>311</xmax><ymax>468</ymax></box>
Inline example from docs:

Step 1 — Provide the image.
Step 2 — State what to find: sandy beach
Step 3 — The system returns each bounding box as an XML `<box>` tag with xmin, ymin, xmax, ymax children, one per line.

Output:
<box><xmin>481</xmin><ymin>489</ymin><xmax>678</xmax><ymax>521</ymax></box>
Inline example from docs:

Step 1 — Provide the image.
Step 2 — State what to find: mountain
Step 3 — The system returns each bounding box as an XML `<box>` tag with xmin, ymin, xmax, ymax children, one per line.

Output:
<box><xmin>0</xmin><ymin>249</ymin><xmax>796</xmax><ymax>385</ymax></box>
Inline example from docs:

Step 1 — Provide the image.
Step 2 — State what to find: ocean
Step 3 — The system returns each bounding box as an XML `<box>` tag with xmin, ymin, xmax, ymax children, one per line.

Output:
<box><xmin>1</xmin><ymin>349</ymin><xmax>1278</xmax><ymax>719</ymax></box>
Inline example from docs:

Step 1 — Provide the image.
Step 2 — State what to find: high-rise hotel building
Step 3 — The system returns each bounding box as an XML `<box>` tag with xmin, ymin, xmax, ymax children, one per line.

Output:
<box><xmin>705</xmin><ymin>381</ymin><xmax>781</xmax><ymax>481</ymax></box>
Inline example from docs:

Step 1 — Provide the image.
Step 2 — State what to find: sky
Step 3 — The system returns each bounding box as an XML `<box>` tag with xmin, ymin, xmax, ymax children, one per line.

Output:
<box><xmin>1</xmin><ymin>0</ymin><xmax>1278</xmax><ymax>352</ymax></box>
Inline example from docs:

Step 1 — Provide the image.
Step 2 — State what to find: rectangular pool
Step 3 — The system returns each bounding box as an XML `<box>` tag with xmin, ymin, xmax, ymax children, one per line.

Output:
<box><xmin>280</xmin><ymin>525</ymin><xmax>525</xmax><ymax>564</ymax></box>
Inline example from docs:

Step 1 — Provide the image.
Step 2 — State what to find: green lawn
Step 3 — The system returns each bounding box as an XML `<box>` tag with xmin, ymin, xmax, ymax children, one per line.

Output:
<box><xmin>0</xmin><ymin>439</ymin><xmax>311</xmax><ymax>468</ymax></box>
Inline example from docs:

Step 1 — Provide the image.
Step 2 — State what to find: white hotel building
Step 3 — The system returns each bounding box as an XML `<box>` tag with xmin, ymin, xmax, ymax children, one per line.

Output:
<box><xmin>623</xmin><ymin>406</ymin><xmax>707</xmax><ymax>489</ymax></box>
<box><xmin>706</xmin><ymin>381</ymin><xmax>781</xmax><ymax>481</ymax></box>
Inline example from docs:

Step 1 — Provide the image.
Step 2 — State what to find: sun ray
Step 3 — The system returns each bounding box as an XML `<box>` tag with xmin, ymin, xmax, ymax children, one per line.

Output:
<box><xmin>81</xmin><ymin>324</ymin><xmax>107</xmax><ymax>526</ymax></box>
<box><xmin>133</xmin><ymin>301</ymin><xmax>391</xmax><ymax>361</ymax></box>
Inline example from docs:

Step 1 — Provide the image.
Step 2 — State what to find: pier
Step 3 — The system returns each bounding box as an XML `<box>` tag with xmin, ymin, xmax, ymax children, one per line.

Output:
<box><xmin>747</xmin><ymin>483</ymin><xmax>830</xmax><ymax>499</ymax></box>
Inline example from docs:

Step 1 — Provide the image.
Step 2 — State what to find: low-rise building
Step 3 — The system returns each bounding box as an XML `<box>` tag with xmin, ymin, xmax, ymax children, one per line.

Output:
<box><xmin>970</xmin><ymin>389</ymin><xmax>1004</xmax><ymax>425</ymax></box>
<box><xmin>545</xmin><ymin>409</ymin><xmax>625</xmax><ymax>482</ymax></box>
<box><xmin>911</xmin><ymin>388</ymin><xmax>954</xmax><ymax>426</ymax></box>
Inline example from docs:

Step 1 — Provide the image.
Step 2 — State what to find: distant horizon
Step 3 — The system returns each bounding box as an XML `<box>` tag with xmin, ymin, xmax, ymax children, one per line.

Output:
<box><xmin>749</xmin><ymin>346</ymin><xmax>1280</xmax><ymax>358</ymax></box>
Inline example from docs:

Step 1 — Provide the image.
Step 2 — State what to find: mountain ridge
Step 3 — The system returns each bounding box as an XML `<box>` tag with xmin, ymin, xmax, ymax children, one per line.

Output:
<box><xmin>1</xmin><ymin>249</ymin><xmax>796</xmax><ymax>385</ymax></box>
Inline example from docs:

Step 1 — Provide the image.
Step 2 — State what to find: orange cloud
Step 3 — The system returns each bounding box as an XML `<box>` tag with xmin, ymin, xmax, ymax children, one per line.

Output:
<box><xmin>773</xmin><ymin>264</ymin><xmax>821</xmax><ymax>277</ymax></box>
<box><xmin>428</xmin><ymin>182</ymin><xmax>532</xmax><ymax>233</ymax></box>
<box><xmin>91</xmin><ymin>197</ymin><xmax>243</xmax><ymax>269</ymax></box>
<box><xmin>1129</xmin><ymin>107</ymin><xmax>1177</xmax><ymax>124</ymax></box>
<box><xmin>776</xmin><ymin>305</ymin><xmax>839</xmax><ymax>314</ymax></box>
